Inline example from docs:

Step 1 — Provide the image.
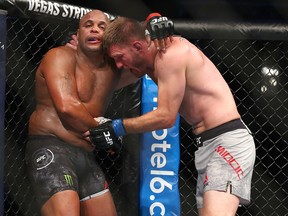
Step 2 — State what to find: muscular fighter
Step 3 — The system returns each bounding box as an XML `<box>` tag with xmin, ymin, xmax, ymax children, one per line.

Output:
<box><xmin>25</xmin><ymin>10</ymin><xmax>173</xmax><ymax>216</ymax></box>
<box><xmin>89</xmin><ymin>17</ymin><xmax>256</xmax><ymax>216</ymax></box>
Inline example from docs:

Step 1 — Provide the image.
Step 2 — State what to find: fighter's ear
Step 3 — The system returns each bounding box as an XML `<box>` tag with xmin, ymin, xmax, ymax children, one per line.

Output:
<box><xmin>133</xmin><ymin>41</ymin><xmax>142</xmax><ymax>51</ymax></box>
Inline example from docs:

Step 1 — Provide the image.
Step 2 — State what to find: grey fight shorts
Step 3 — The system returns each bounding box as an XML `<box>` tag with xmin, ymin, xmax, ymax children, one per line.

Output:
<box><xmin>25</xmin><ymin>135</ymin><xmax>109</xmax><ymax>208</ymax></box>
<box><xmin>194</xmin><ymin>119</ymin><xmax>256</xmax><ymax>209</ymax></box>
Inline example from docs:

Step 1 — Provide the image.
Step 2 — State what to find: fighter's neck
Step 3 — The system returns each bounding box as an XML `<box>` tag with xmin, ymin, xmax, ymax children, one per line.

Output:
<box><xmin>78</xmin><ymin>50</ymin><xmax>106</xmax><ymax>68</ymax></box>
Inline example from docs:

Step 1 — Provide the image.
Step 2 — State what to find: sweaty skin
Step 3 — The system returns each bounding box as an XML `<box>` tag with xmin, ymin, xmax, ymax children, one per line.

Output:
<box><xmin>102</xmin><ymin>17</ymin><xmax>255</xmax><ymax>216</ymax></box>
<box><xmin>29</xmin><ymin>46</ymin><xmax>116</xmax><ymax>151</ymax></box>
<box><xmin>102</xmin><ymin>17</ymin><xmax>248</xmax><ymax>216</ymax></box>
<box><xmin>27</xmin><ymin>10</ymin><xmax>143</xmax><ymax>216</ymax></box>
<box><xmin>107</xmin><ymin>36</ymin><xmax>240</xmax><ymax>135</ymax></box>
<box><xmin>29</xmin><ymin>11</ymin><xmax>136</xmax><ymax>152</ymax></box>
<box><xmin>28</xmin><ymin>11</ymin><xmax>170</xmax><ymax>216</ymax></box>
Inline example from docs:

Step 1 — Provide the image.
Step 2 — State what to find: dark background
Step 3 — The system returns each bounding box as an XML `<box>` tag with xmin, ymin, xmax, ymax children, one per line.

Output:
<box><xmin>57</xmin><ymin>0</ymin><xmax>288</xmax><ymax>23</ymax></box>
<box><xmin>1</xmin><ymin>0</ymin><xmax>288</xmax><ymax>215</ymax></box>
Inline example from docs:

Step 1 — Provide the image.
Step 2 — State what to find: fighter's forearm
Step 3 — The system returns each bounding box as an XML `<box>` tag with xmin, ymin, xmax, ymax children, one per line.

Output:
<box><xmin>58</xmin><ymin>102</ymin><xmax>97</xmax><ymax>133</ymax></box>
<box><xmin>122</xmin><ymin>109</ymin><xmax>176</xmax><ymax>134</ymax></box>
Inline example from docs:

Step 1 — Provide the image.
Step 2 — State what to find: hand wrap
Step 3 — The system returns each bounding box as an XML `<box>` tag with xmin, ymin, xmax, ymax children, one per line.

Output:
<box><xmin>145</xmin><ymin>12</ymin><xmax>174</xmax><ymax>40</ymax></box>
<box><xmin>89</xmin><ymin>118</ymin><xmax>126</xmax><ymax>153</ymax></box>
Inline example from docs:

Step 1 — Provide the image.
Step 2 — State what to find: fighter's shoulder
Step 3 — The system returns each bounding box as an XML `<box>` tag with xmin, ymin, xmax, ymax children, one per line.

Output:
<box><xmin>44</xmin><ymin>46</ymin><xmax>75</xmax><ymax>61</ymax></box>
<box><xmin>169</xmin><ymin>37</ymin><xmax>201</xmax><ymax>60</ymax></box>
<box><xmin>157</xmin><ymin>37</ymin><xmax>188</xmax><ymax>61</ymax></box>
<box><xmin>172</xmin><ymin>36</ymin><xmax>193</xmax><ymax>49</ymax></box>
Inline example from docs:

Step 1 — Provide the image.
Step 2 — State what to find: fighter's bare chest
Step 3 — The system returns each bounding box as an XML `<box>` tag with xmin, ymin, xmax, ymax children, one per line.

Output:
<box><xmin>75</xmin><ymin>68</ymin><xmax>116</xmax><ymax>102</ymax></box>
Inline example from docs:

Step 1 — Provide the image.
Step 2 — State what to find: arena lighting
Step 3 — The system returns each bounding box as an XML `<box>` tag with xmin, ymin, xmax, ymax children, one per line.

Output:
<box><xmin>260</xmin><ymin>66</ymin><xmax>279</xmax><ymax>93</ymax></box>
<box><xmin>261</xmin><ymin>66</ymin><xmax>279</xmax><ymax>76</ymax></box>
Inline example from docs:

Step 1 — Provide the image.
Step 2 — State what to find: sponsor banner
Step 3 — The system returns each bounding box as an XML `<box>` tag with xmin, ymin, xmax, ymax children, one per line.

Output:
<box><xmin>4</xmin><ymin>0</ymin><xmax>116</xmax><ymax>21</ymax></box>
<box><xmin>0</xmin><ymin>9</ymin><xmax>7</xmax><ymax>216</ymax></box>
<box><xmin>140</xmin><ymin>75</ymin><xmax>180</xmax><ymax>216</ymax></box>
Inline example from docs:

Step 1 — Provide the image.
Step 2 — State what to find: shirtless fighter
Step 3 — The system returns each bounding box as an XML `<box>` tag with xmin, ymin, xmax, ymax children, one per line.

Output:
<box><xmin>25</xmin><ymin>10</ymin><xmax>173</xmax><ymax>216</ymax></box>
<box><xmin>88</xmin><ymin>17</ymin><xmax>256</xmax><ymax>216</ymax></box>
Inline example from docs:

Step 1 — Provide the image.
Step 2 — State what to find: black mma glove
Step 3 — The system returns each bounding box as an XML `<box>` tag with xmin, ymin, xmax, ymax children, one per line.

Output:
<box><xmin>145</xmin><ymin>12</ymin><xmax>174</xmax><ymax>40</ymax></box>
<box><xmin>89</xmin><ymin>118</ymin><xmax>126</xmax><ymax>153</ymax></box>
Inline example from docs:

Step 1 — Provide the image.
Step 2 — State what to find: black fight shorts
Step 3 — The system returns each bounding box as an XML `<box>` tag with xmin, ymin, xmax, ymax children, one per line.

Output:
<box><xmin>25</xmin><ymin>135</ymin><xmax>108</xmax><ymax>208</ymax></box>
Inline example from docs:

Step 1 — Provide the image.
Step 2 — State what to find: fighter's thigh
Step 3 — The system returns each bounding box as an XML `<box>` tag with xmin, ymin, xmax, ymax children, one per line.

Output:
<box><xmin>199</xmin><ymin>186</ymin><xmax>239</xmax><ymax>216</ymax></box>
<box><xmin>41</xmin><ymin>190</ymin><xmax>80</xmax><ymax>216</ymax></box>
<box><xmin>78</xmin><ymin>153</ymin><xmax>108</xmax><ymax>198</ymax></box>
<box><xmin>80</xmin><ymin>190</ymin><xmax>117</xmax><ymax>216</ymax></box>
<box><xmin>25</xmin><ymin>140</ymin><xmax>79</xmax><ymax>207</ymax></box>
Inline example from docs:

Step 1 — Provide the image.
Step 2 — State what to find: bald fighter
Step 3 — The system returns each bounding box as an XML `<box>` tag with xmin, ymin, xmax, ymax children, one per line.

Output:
<box><xmin>25</xmin><ymin>10</ymin><xmax>173</xmax><ymax>216</ymax></box>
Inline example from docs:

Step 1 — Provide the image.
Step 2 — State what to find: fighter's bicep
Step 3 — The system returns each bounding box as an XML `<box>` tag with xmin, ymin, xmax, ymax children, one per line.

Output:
<box><xmin>156</xmin><ymin>63</ymin><xmax>186</xmax><ymax>115</ymax></box>
<box><xmin>157</xmin><ymin>76</ymin><xmax>185</xmax><ymax>111</ymax></box>
<box><xmin>42</xmin><ymin>49</ymin><xmax>78</xmax><ymax>104</ymax></box>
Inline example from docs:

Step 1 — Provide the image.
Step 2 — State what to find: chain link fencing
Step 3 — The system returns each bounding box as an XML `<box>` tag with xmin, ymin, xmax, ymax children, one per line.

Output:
<box><xmin>178</xmin><ymin>39</ymin><xmax>288</xmax><ymax>216</ymax></box>
<box><xmin>4</xmin><ymin>16</ymin><xmax>141</xmax><ymax>216</ymax></box>
<box><xmin>3</xmin><ymin>12</ymin><xmax>288</xmax><ymax>216</ymax></box>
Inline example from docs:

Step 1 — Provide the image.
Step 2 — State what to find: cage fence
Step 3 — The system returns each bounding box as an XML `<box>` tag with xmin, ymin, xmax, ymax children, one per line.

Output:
<box><xmin>3</xmin><ymin>8</ymin><xmax>288</xmax><ymax>216</ymax></box>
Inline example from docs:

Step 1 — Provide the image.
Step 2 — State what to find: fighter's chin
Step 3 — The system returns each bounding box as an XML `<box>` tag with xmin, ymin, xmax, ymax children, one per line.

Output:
<box><xmin>87</xmin><ymin>45</ymin><xmax>102</xmax><ymax>52</ymax></box>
